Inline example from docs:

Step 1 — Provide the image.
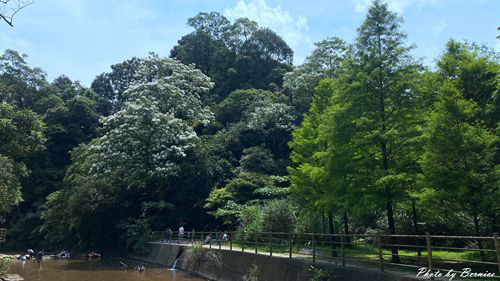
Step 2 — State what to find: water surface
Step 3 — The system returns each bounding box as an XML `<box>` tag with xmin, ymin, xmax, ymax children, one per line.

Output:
<box><xmin>9</xmin><ymin>258</ymin><xmax>204</xmax><ymax>281</ymax></box>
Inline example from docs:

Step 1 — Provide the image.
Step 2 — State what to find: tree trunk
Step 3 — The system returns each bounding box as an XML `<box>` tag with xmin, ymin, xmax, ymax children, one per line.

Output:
<box><xmin>473</xmin><ymin>211</ymin><xmax>485</xmax><ymax>261</ymax></box>
<box><xmin>386</xmin><ymin>194</ymin><xmax>400</xmax><ymax>263</ymax></box>
<box><xmin>412</xmin><ymin>199</ymin><xmax>422</xmax><ymax>256</ymax></box>
<box><xmin>328</xmin><ymin>212</ymin><xmax>337</xmax><ymax>257</ymax></box>
<box><xmin>322</xmin><ymin>212</ymin><xmax>327</xmax><ymax>234</ymax></box>
<box><xmin>490</xmin><ymin>214</ymin><xmax>498</xmax><ymax>234</ymax></box>
<box><xmin>343</xmin><ymin>212</ymin><xmax>350</xmax><ymax>244</ymax></box>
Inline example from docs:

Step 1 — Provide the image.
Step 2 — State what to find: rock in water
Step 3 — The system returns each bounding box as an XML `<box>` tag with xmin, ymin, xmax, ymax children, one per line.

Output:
<box><xmin>1</xmin><ymin>274</ymin><xmax>24</xmax><ymax>281</ymax></box>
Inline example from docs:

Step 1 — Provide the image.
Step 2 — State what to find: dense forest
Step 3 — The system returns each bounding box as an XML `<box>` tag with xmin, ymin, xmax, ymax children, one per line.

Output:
<box><xmin>0</xmin><ymin>0</ymin><xmax>498</xmax><ymax>254</ymax></box>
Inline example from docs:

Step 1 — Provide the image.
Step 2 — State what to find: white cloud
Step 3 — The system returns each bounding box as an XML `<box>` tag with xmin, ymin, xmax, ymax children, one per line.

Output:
<box><xmin>224</xmin><ymin>0</ymin><xmax>311</xmax><ymax>49</ymax></box>
<box><xmin>353</xmin><ymin>0</ymin><xmax>442</xmax><ymax>14</ymax></box>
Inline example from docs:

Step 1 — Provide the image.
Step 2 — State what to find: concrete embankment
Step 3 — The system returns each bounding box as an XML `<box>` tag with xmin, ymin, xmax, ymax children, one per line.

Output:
<box><xmin>136</xmin><ymin>242</ymin><xmax>422</xmax><ymax>281</ymax></box>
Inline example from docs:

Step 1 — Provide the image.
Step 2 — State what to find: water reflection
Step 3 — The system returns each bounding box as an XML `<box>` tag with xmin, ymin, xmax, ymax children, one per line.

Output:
<box><xmin>10</xmin><ymin>258</ymin><xmax>203</xmax><ymax>281</ymax></box>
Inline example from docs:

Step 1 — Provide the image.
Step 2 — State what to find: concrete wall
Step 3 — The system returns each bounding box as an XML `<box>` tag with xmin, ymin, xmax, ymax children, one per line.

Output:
<box><xmin>138</xmin><ymin>243</ymin><xmax>423</xmax><ymax>281</ymax></box>
<box><xmin>132</xmin><ymin>242</ymin><xmax>182</xmax><ymax>266</ymax></box>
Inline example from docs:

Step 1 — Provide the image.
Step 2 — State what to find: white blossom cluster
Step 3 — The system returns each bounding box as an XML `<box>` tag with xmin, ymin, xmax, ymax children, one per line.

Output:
<box><xmin>246</xmin><ymin>101</ymin><xmax>295</xmax><ymax>131</ymax></box>
<box><xmin>90</xmin><ymin>55</ymin><xmax>214</xmax><ymax>186</ymax></box>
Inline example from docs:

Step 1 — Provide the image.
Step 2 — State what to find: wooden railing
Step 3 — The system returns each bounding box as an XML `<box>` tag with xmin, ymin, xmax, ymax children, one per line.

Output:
<box><xmin>150</xmin><ymin>230</ymin><xmax>500</xmax><ymax>278</ymax></box>
<box><xmin>0</xmin><ymin>228</ymin><xmax>5</xmax><ymax>243</ymax></box>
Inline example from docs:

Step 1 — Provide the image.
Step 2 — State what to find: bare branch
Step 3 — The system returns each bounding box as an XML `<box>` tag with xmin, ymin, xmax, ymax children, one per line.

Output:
<box><xmin>0</xmin><ymin>0</ymin><xmax>33</xmax><ymax>27</ymax></box>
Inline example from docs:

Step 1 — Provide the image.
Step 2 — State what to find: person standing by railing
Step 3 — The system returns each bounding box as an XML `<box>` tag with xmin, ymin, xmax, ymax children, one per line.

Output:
<box><xmin>165</xmin><ymin>228</ymin><xmax>173</xmax><ymax>243</ymax></box>
<box><xmin>178</xmin><ymin>225</ymin><xmax>184</xmax><ymax>243</ymax></box>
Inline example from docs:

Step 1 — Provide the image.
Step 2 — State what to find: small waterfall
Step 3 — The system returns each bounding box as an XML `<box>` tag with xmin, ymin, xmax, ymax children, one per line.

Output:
<box><xmin>170</xmin><ymin>258</ymin><xmax>178</xmax><ymax>271</ymax></box>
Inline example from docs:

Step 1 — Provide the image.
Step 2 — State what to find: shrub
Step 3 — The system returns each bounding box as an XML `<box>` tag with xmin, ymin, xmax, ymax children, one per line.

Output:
<box><xmin>261</xmin><ymin>200</ymin><xmax>295</xmax><ymax>233</ymax></box>
<box><xmin>242</xmin><ymin>264</ymin><xmax>261</xmax><ymax>281</ymax></box>
<box><xmin>0</xmin><ymin>257</ymin><xmax>13</xmax><ymax>276</ymax></box>
<box><xmin>184</xmin><ymin>242</ymin><xmax>222</xmax><ymax>273</ymax></box>
<box><xmin>308</xmin><ymin>265</ymin><xmax>333</xmax><ymax>281</ymax></box>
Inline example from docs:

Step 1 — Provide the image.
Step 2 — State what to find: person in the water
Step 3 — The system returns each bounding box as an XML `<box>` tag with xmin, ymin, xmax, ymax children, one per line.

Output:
<box><xmin>27</xmin><ymin>249</ymin><xmax>35</xmax><ymax>259</ymax></box>
<box><xmin>36</xmin><ymin>250</ymin><xmax>44</xmax><ymax>268</ymax></box>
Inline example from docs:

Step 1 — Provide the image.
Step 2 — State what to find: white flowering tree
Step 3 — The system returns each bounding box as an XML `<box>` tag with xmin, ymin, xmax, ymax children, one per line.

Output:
<box><xmin>41</xmin><ymin>55</ymin><xmax>216</xmax><ymax>248</ymax></box>
<box><xmin>90</xmin><ymin>54</ymin><xmax>214</xmax><ymax>189</ymax></box>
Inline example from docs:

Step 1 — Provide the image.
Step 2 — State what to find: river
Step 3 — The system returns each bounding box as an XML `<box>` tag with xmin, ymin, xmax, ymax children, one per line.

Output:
<box><xmin>8</xmin><ymin>258</ymin><xmax>204</xmax><ymax>281</ymax></box>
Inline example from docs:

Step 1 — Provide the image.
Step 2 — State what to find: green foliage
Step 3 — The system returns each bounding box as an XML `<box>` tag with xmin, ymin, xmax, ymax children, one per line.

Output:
<box><xmin>171</xmin><ymin>13</ymin><xmax>293</xmax><ymax>101</ymax></box>
<box><xmin>184</xmin><ymin>242</ymin><xmax>222</xmax><ymax>273</ymax></box>
<box><xmin>184</xmin><ymin>242</ymin><xmax>205</xmax><ymax>271</ymax></box>
<box><xmin>40</xmin><ymin>54</ymin><xmax>216</xmax><ymax>249</ymax></box>
<box><xmin>117</xmin><ymin>218</ymin><xmax>152</xmax><ymax>255</ymax></box>
<box><xmin>308</xmin><ymin>265</ymin><xmax>333</xmax><ymax>281</ymax></box>
<box><xmin>0</xmin><ymin>102</ymin><xmax>45</xmax><ymax>218</ymax></box>
<box><xmin>205</xmin><ymin>173</ymin><xmax>289</xmax><ymax>225</ymax></box>
<box><xmin>237</xmin><ymin>200</ymin><xmax>296</xmax><ymax>234</ymax></box>
<box><xmin>284</xmin><ymin>37</ymin><xmax>349</xmax><ymax>114</ymax></box>
<box><xmin>0</xmin><ymin>257</ymin><xmax>13</xmax><ymax>276</ymax></box>
<box><xmin>240</xmin><ymin>146</ymin><xmax>277</xmax><ymax>174</ymax></box>
<box><xmin>1</xmin><ymin>2</ymin><xmax>499</xmax><ymax>254</ymax></box>
<box><xmin>260</xmin><ymin>200</ymin><xmax>296</xmax><ymax>233</ymax></box>
<box><xmin>242</xmin><ymin>264</ymin><xmax>261</xmax><ymax>281</ymax></box>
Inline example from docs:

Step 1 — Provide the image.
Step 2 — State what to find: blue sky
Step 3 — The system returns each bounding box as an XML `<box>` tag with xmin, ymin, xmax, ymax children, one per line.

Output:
<box><xmin>1</xmin><ymin>0</ymin><xmax>498</xmax><ymax>86</ymax></box>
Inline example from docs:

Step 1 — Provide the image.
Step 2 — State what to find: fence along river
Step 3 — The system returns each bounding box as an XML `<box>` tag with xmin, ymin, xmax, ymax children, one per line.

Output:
<box><xmin>152</xmin><ymin>230</ymin><xmax>500</xmax><ymax>278</ymax></box>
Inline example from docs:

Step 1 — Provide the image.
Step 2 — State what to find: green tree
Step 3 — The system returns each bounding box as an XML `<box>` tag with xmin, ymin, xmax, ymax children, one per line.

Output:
<box><xmin>171</xmin><ymin>13</ymin><xmax>294</xmax><ymax>101</ymax></box>
<box><xmin>0</xmin><ymin>103</ymin><xmax>45</xmax><ymax>218</ymax></box>
<box><xmin>284</xmin><ymin>37</ymin><xmax>349</xmax><ymax>114</ymax></box>
<box><xmin>324</xmin><ymin>0</ymin><xmax>421</xmax><ymax>262</ymax></box>
<box><xmin>91</xmin><ymin>57</ymin><xmax>141</xmax><ymax>115</ymax></box>
<box><xmin>0</xmin><ymin>49</ymin><xmax>49</xmax><ymax>109</ymax></box>
<box><xmin>423</xmin><ymin>40</ymin><xmax>500</xmax><ymax>235</ymax></box>
<box><xmin>42</xmin><ymin>54</ymin><xmax>215</xmax><ymax>249</ymax></box>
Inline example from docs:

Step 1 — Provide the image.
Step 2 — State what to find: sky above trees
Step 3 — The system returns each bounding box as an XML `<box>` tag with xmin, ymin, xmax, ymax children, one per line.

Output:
<box><xmin>0</xmin><ymin>0</ymin><xmax>498</xmax><ymax>86</ymax></box>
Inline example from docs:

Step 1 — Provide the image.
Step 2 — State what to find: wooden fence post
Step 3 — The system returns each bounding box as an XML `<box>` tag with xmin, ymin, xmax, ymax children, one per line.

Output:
<box><xmin>242</xmin><ymin>233</ymin><xmax>245</xmax><ymax>252</ymax></box>
<box><xmin>230</xmin><ymin>232</ymin><xmax>233</xmax><ymax>251</ymax></box>
<box><xmin>288</xmin><ymin>233</ymin><xmax>292</xmax><ymax>258</ymax></box>
<box><xmin>341</xmin><ymin>234</ymin><xmax>345</xmax><ymax>267</ymax></box>
<box><xmin>494</xmin><ymin>232</ymin><xmax>500</xmax><ymax>273</ymax></box>
<box><xmin>312</xmin><ymin>234</ymin><xmax>316</xmax><ymax>263</ymax></box>
<box><xmin>255</xmin><ymin>233</ymin><xmax>258</xmax><ymax>254</ymax></box>
<box><xmin>269</xmin><ymin>233</ymin><xmax>273</xmax><ymax>257</ymax></box>
<box><xmin>377</xmin><ymin>235</ymin><xmax>384</xmax><ymax>272</ymax></box>
<box><xmin>219</xmin><ymin>233</ymin><xmax>222</xmax><ymax>250</ymax></box>
<box><xmin>209</xmin><ymin>231</ymin><xmax>212</xmax><ymax>249</ymax></box>
<box><xmin>425</xmin><ymin>232</ymin><xmax>433</xmax><ymax>279</ymax></box>
<box><xmin>191</xmin><ymin>231</ymin><xmax>194</xmax><ymax>245</ymax></box>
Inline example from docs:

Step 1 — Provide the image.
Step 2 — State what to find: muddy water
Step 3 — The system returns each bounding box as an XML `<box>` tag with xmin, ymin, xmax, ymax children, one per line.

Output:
<box><xmin>9</xmin><ymin>258</ymin><xmax>204</xmax><ymax>281</ymax></box>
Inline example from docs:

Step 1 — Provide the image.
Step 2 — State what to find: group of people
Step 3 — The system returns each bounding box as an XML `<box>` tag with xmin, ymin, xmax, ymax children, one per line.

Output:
<box><xmin>204</xmin><ymin>232</ymin><xmax>230</xmax><ymax>244</ymax></box>
<box><xmin>16</xmin><ymin>249</ymin><xmax>44</xmax><ymax>267</ymax></box>
<box><xmin>162</xmin><ymin>225</ymin><xmax>187</xmax><ymax>243</ymax></box>
<box><xmin>163</xmin><ymin>224</ymin><xmax>233</xmax><ymax>245</ymax></box>
<box><xmin>87</xmin><ymin>251</ymin><xmax>101</xmax><ymax>259</ymax></box>
<box><xmin>56</xmin><ymin>250</ymin><xmax>70</xmax><ymax>259</ymax></box>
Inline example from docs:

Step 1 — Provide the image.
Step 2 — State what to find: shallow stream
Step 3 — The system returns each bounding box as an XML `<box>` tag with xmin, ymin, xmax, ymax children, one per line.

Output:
<box><xmin>9</xmin><ymin>258</ymin><xmax>203</xmax><ymax>281</ymax></box>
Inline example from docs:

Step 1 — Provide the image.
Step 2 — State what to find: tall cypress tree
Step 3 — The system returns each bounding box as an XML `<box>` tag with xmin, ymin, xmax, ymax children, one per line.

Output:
<box><xmin>326</xmin><ymin>0</ymin><xmax>421</xmax><ymax>262</ymax></box>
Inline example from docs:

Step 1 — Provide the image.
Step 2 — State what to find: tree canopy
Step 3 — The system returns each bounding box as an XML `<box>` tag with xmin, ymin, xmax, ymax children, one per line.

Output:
<box><xmin>0</xmin><ymin>0</ymin><xmax>498</xmax><ymax>253</ymax></box>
